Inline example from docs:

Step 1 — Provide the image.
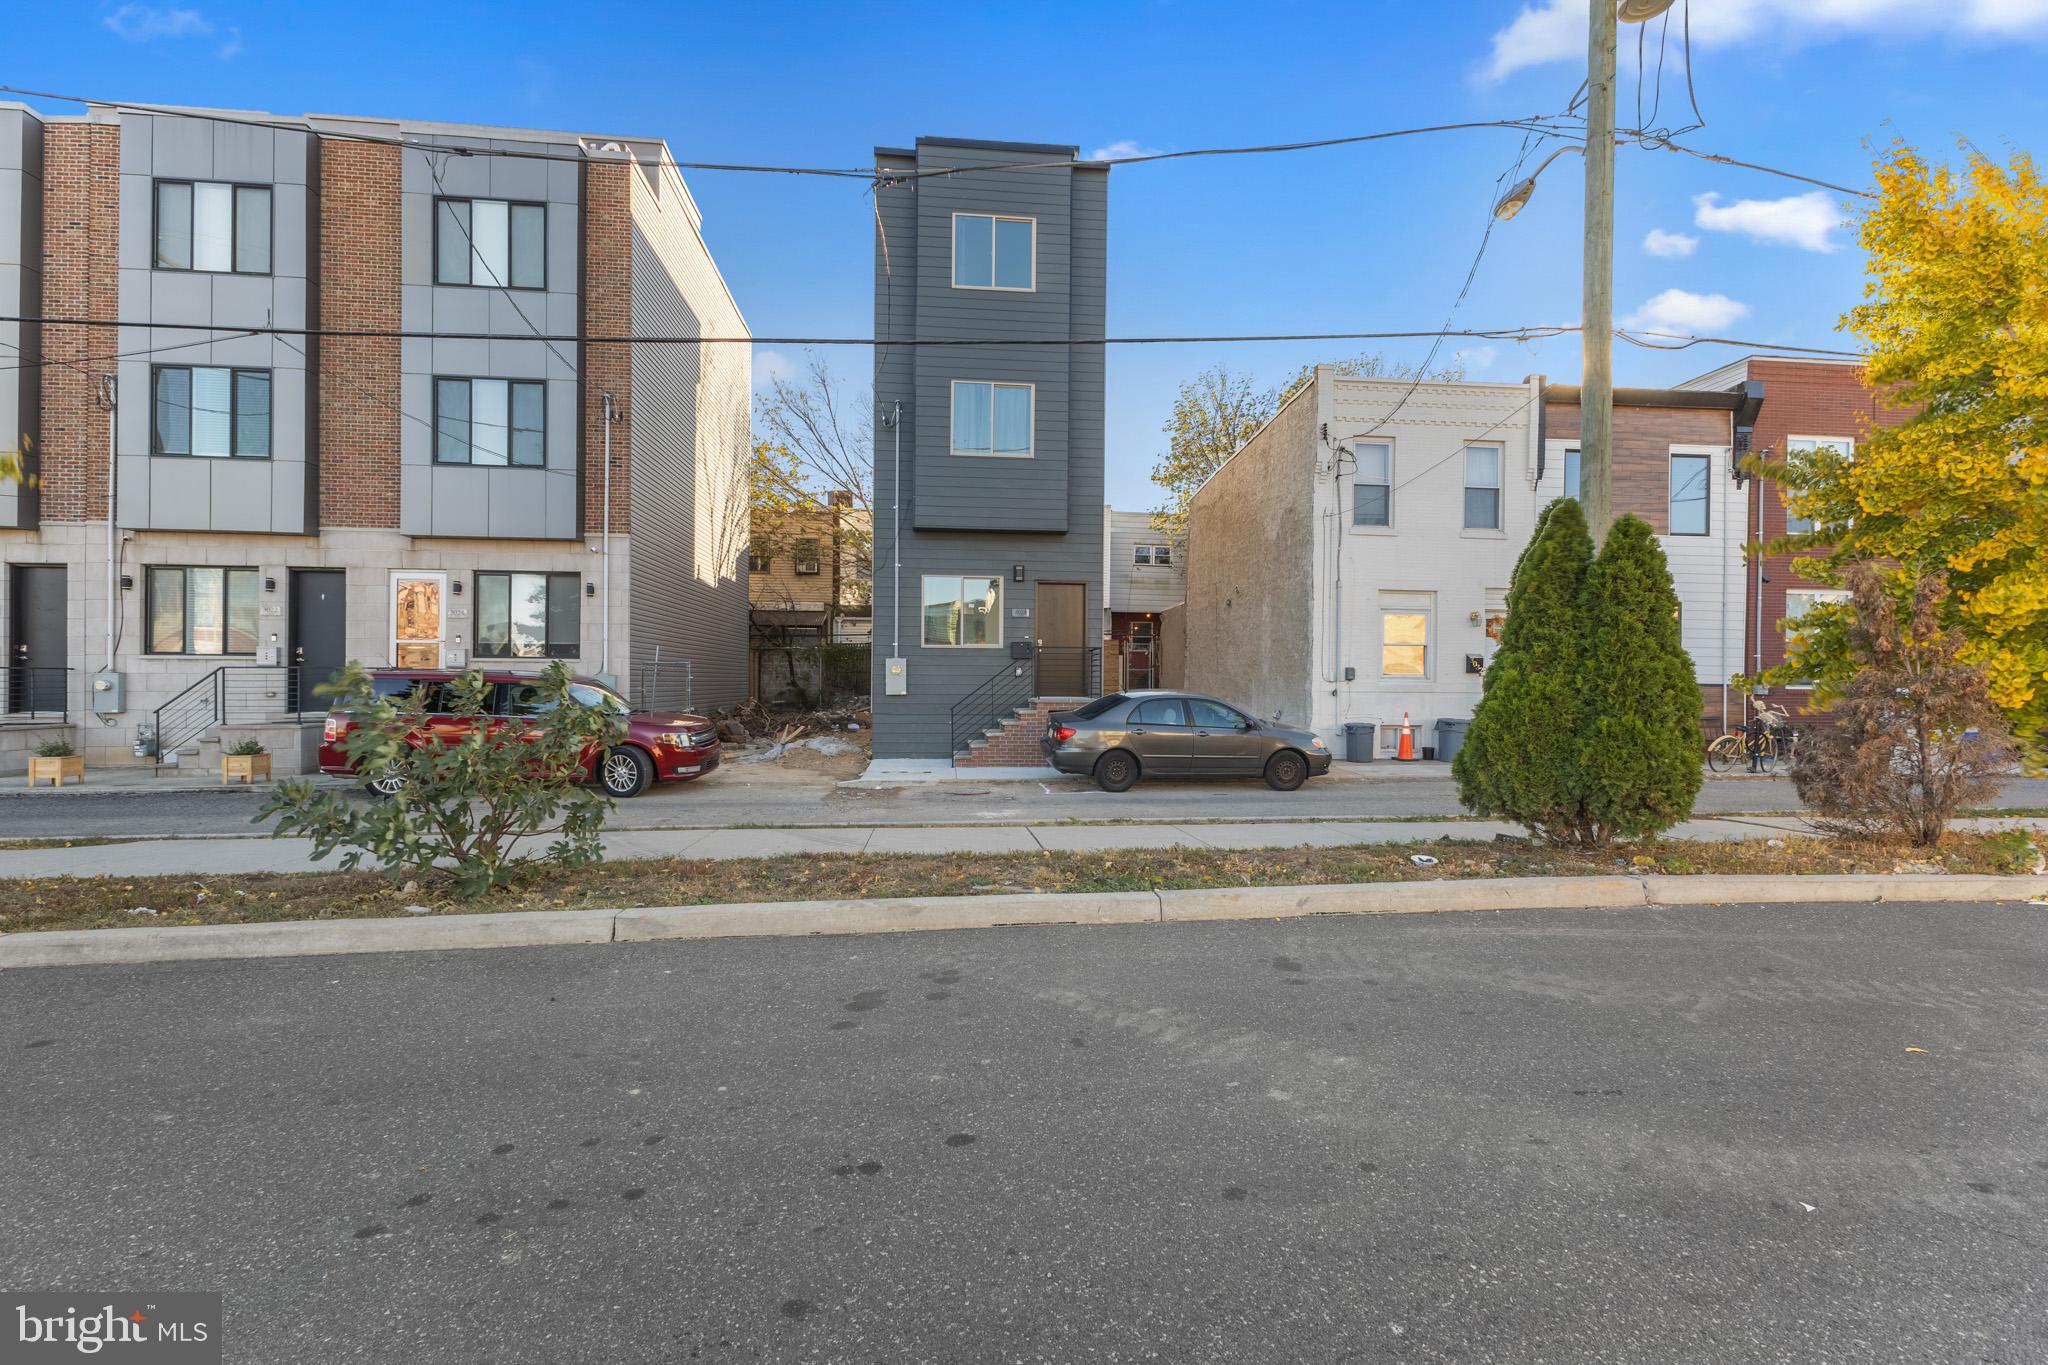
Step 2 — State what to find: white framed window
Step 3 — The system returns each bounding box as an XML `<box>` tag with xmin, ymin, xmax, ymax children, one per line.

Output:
<box><xmin>952</xmin><ymin>213</ymin><xmax>1035</xmax><ymax>290</ymax></box>
<box><xmin>1781</xmin><ymin>588</ymin><xmax>1850</xmax><ymax>688</ymax></box>
<box><xmin>1353</xmin><ymin>441</ymin><xmax>1392</xmax><ymax>527</ymax></box>
<box><xmin>794</xmin><ymin>539</ymin><xmax>823</xmax><ymax>575</ymax></box>
<box><xmin>1463</xmin><ymin>445</ymin><xmax>1502</xmax><ymax>530</ymax></box>
<box><xmin>154</xmin><ymin>180</ymin><xmax>271</xmax><ymax>274</ymax></box>
<box><xmin>1381</xmin><ymin>608</ymin><xmax>1430</xmax><ymax>678</ymax></box>
<box><xmin>950</xmin><ymin>381</ymin><xmax>1033</xmax><ymax>458</ymax></box>
<box><xmin>1668</xmin><ymin>451</ymin><xmax>1712</xmax><ymax>535</ymax></box>
<box><xmin>921</xmin><ymin>574</ymin><xmax>1004</xmax><ymax>648</ymax></box>
<box><xmin>1133</xmin><ymin>543</ymin><xmax>1172</xmax><ymax>566</ymax></box>
<box><xmin>1783</xmin><ymin>437</ymin><xmax>1852</xmax><ymax>535</ymax></box>
<box><xmin>435</xmin><ymin>196</ymin><xmax>546</xmax><ymax>288</ymax></box>
<box><xmin>1562</xmin><ymin>446</ymin><xmax>1581</xmax><ymax>502</ymax></box>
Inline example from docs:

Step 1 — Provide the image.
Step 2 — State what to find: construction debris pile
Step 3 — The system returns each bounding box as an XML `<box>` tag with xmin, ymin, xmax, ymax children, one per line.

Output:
<box><xmin>707</xmin><ymin>697</ymin><xmax>873</xmax><ymax>768</ymax></box>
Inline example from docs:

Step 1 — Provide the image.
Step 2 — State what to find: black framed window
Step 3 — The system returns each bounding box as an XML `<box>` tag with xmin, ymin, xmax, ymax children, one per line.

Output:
<box><xmin>474</xmin><ymin>572</ymin><xmax>581</xmax><ymax>658</ymax></box>
<box><xmin>154</xmin><ymin>180</ymin><xmax>271</xmax><ymax>274</ymax></box>
<box><xmin>434</xmin><ymin>378</ymin><xmax>545</xmax><ymax>466</ymax></box>
<box><xmin>747</xmin><ymin>541</ymin><xmax>771</xmax><ymax>573</ymax></box>
<box><xmin>146</xmin><ymin>566</ymin><xmax>260</xmax><ymax>656</ymax></box>
<box><xmin>434</xmin><ymin>197</ymin><xmax>546</xmax><ymax>288</ymax></box>
<box><xmin>1669</xmin><ymin>453</ymin><xmax>1711</xmax><ymax>535</ymax></box>
<box><xmin>151</xmin><ymin>366</ymin><xmax>271</xmax><ymax>458</ymax></box>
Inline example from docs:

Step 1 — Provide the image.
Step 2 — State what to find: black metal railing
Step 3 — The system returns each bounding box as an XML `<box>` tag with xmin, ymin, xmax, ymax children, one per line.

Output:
<box><xmin>148</xmin><ymin>665</ymin><xmax>319</xmax><ymax>761</ymax></box>
<box><xmin>1035</xmin><ymin>646</ymin><xmax>1101</xmax><ymax>701</ymax></box>
<box><xmin>950</xmin><ymin>657</ymin><xmax>1037</xmax><ymax>756</ymax></box>
<box><xmin>947</xmin><ymin>646</ymin><xmax>1105</xmax><ymax>755</ymax></box>
<box><xmin>1</xmin><ymin>667</ymin><xmax>71</xmax><ymax>723</ymax></box>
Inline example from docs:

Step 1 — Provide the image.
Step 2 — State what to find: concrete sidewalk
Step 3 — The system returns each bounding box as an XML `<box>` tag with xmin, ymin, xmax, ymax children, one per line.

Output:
<box><xmin>3</xmin><ymin>813</ymin><xmax>2042</xmax><ymax>880</ymax></box>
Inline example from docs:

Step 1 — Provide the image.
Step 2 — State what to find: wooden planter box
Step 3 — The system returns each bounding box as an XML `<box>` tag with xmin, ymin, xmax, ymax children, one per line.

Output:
<box><xmin>221</xmin><ymin>752</ymin><xmax>272</xmax><ymax>785</ymax></box>
<box><xmin>28</xmin><ymin>755</ymin><xmax>84</xmax><ymax>788</ymax></box>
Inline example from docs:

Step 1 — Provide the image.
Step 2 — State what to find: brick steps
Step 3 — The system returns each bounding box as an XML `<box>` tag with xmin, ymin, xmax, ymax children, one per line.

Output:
<box><xmin>953</xmin><ymin>698</ymin><xmax>1091</xmax><ymax>768</ymax></box>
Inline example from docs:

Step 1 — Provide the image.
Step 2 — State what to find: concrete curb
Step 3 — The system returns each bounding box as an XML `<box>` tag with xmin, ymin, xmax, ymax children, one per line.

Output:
<box><xmin>3</xmin><ymin>874</ymin><xmax>2044</xmax><ymax>970</ymax></box>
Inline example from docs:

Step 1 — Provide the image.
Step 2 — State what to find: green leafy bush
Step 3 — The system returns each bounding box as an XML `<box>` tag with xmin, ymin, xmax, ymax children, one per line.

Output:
<box><xmin>1454</xmin><ymin>499</ymin><xmax>1595</xmax><ymax>842</ymax></box>
<box><xmin>34</xmin><ymin>738</ymin><xmax>75</xmax><ymax>759</ymax></box>
<box><xmin>259</xmin><ymin>662</ymin><xmax>624</xmax><ymax>896</ymax></box>
<box><xmin>226</xmin><ymin>737</ymin><xmax>267</xmax><ymax>757</ymax></box>
<box><xmin>1575</xmin><ymin>516</ymin><xmax>1704</xmax><ymax>841</ymax></box>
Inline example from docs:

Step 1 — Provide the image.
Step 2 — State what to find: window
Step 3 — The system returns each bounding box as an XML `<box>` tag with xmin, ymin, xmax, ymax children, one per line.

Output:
<box><xmin>1669</xmin><ymin>452</ymin><xmax>1711</xmax><ymax>535</ymax></box>
<box><xmin>151</xmin><ymin>366</ymin><xmax>271</xmax><ymax>458</ymax></box>
<box><xmin>1382</xmin><ymin>610</ymin><xmax>1429</xmax><ymax>677</ymax></box>
<box><xmin>921</xmin><ymin>574</ymin><xmax>1003</xmax><ymax>647</ymax></box>
<box><xmin>146</xmin><ymin>566</ymin><xmax>259</xmax><ymax>656</ymax></box>
<box><xmin>1133</xmin><ymin>544</ymin><xmax>1173</xmax><ymax>566</ymax></box>
<box><xmin>474</xmin><ymin>572</ymin><xmax>581</xmax><ymax>659</ymax></box>
<box><xmin>950</xmin><ymin>381</ymin><xmax>1033</xmax><ymax>457</ymax></box>
<box><xmin>794</xmin><ymin>539</ymin><xmax>823</xmax><ymax>575</ymax></box>
<box><xmin>154</xmin><ymin>180</ymin><xmax>271</xmax><ymax>274</ymax></box>
<box><xmin>1188</xmin><ymin>698</ymin><xmax>1249</xmax><ymax>730</ymax></box>
<box><xmin>435</xmin><ymin>378</ymin><xmax>546</xmax><ymax>466</ymax></box>
<box><xmin>1783</xmin><ymin>438</ymin><xmax>1851</xmax><ymax>535</ymax></box>
<box><xmin>747</xmin><ymin>541</ymin><xmax>771</xmax><ymax>573</ymax></box>
<box><xmin>1353</xmin><ymin>442</ymin><xmax>1392</xmax><ymax>526</ymax></box>
<box><xmin>952</xmin><ymin>213</ymin><xmax>1034</xmax><ymax>290</ymax></box>
<box><xmin>1782</xmin><ymin>589</ymin><xmax>1850</xmax><ymax>688</ymax></box>
<box><xmin>1562</xmin><ymin>447</ymin><xmax>1581</xmax><ymax>502</ymax></box>
<box><xmin>1129</xmin><ymin>697</ymin><xmax>1188</xmax><ymax>726</ymax></box>
<box><xmin>435</xmin><ymin>197</ymin><xmax>546</xmax><ymax>288</ymax></box>
<box><xmin>1463</xmin><ymin>445</ymin><xmax>1502</xmax><ymax>530</ymax></box>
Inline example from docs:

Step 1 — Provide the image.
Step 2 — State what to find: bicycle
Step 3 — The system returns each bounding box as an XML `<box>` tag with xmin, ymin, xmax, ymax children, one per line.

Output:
<box><xmin>1706</xmin><ymin>703</ymin><xmax>1800</xmax><ymax>773</ymax></box>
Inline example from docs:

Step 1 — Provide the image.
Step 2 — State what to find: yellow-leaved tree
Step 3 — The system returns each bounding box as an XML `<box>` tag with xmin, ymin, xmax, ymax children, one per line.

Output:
<box><xmin>1767</xmin><ymin>143</ymin><xmax>2048</xmax><ymax>766</ymax></box>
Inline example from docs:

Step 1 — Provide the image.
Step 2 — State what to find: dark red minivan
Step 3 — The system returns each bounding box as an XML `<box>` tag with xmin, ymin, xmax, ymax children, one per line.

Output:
<box><xmin>318</xmin><ymin>670</ymin><xmax>720</xmax><ymax>798</ymax></box>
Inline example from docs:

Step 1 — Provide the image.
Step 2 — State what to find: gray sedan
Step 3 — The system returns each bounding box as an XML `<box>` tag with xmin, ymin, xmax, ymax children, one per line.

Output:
<box><xmin>1042</xmin><ymin>691</ymin><xmax>1334</xmax><ymax>792</ymax></box>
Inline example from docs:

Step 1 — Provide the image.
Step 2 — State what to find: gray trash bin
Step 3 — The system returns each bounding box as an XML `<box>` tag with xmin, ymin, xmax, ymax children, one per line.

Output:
<box><xmin>1433</xmin><ymin>717</ymin><xmax>1472</xmax><ymax>765</ymax></box>
<box><xmin>1342</xmin><ymin>722</ymin><xmax>1376</xmax><ymax>763</ymax></box>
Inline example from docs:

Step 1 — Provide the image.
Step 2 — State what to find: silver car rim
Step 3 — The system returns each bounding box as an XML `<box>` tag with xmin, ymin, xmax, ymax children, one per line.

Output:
<box><xmin>603</xmin><ymin>751</ymin><xmax>640</xmax><ymax>793</ymax></box>
<box><xmin>369</xmin><ymin>772</ymin><xmax>407</xmax><ymax>796</ymax></box>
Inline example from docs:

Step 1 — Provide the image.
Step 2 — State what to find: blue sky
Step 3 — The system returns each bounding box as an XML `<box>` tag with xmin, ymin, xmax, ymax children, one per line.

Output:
<box><xmin>14</xmin><ymin>0</ymin><xmax>2048</xmax><ymax>507</ymax></box>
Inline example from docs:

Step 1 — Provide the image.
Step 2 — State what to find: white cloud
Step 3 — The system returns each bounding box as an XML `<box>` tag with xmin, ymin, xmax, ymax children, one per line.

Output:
<box><xmin>215</xmin><ymin>25</ymin><xmax>242</xmax><ymax>59</ymax></box>
<box><xmin>1453</xmin><ymin>345</ymin><xmax>1499</xmax><ymax>373</ymax></box>
<box><xmin>103</xmin><ymin>4</ymin><xmax>212</xmax><ymax>41</ymax></box>
<box><xmin>1087</xmin><ymin>139</ymin><xmax>1162</xmax><ymax>163</ymax></box>
<box><xmin>1643</xmin><ymin>228</ymin><xmax>1700</xmax><ymax>258</ymax></box>
<box><xmin>1625</xmin><ymin>288</ymin><xmax>1752</xmax><ymax>333</ymax></box>
<box><xmin>1479</xmin><ymin>0</ymin><xmax>2048</xmax><ymax>81</ymax></box>
<box><xmin>753</xmin><ymin>347</ymin><xmax>796</xmax><ymax>391</ymax></box>
<box><xmin>1692</xmin><ymin>190</ymin><xmax>1842</xmax><ymax>252</ymax></box>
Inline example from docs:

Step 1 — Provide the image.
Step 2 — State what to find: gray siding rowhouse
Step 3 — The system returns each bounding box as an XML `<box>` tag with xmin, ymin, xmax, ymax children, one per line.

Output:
<box><xmin>869</xmin><ymin>138</ymin><xmax>1107</xmax><ymax>760</ymax></box>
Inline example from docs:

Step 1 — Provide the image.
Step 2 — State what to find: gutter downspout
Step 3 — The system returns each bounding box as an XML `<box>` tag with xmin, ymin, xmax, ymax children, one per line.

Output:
<box><xmin>103</xmin><ymin>373</ymin><xmax>117</xmax><ymax>676</ymax></box>
<box><xmin>889</xmin><ymin>400</ymin><xmax>902</xmax><ymax>658</ymax></box>
<box><xmin>600</xmin><ymin>392</ymin><xmax>614</xmax><ymax>680</ymax></box>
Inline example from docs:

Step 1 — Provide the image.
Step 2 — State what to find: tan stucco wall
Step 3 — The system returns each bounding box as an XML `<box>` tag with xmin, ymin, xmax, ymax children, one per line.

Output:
<box><xmin>1182</xmin><ymin>385</ymin><xmax>1316</xmax><ymax>725</ymax></box>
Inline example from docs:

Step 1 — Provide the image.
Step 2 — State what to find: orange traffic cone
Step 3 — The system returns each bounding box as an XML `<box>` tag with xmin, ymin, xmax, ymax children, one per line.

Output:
<box><xmin>1394</xmin><ymin>712</ymin><xmax>1416</xmax><ymax>762</ymax></box>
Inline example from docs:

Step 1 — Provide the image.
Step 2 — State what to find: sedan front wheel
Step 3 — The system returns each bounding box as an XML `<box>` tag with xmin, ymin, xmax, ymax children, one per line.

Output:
<box><xmin>1263</xmin><ymin>751</ymin><xmax>1308</xmax><ymax>792</ymax></box>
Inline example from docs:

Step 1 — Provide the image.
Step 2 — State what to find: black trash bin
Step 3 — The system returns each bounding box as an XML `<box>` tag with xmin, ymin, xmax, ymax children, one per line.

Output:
<box><xmin>1433</xmin><ymin>717</ymin><xmax>1472</xmax><ymax>765</ymax></box>
<box><xmin>1342</xmin><ymin>721</ymin><xmax>1376</xmax><ymax>763</ymax></box>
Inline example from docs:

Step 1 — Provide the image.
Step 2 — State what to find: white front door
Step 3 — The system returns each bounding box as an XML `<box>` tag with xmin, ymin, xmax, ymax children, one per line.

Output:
<box><xmin>390</xmin><ymin>572</ymin><xmax>448</xmax><ymax>668</ymax></box>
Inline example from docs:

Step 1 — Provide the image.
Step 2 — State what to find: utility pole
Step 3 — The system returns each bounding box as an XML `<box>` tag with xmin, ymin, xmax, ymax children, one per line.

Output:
<box><xmin>1581</xmin><ymin>0</ymin><xmax>1617</xmax><ymax>544</ymax></box>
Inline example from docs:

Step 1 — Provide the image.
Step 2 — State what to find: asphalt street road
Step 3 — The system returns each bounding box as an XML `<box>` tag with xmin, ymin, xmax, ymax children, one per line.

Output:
<box><xmin>4</xmin><ymin>772</ymin><xmax>2046</xmax><ymax>840</ymax></box>
<box><xmin>6</xmin><ymin>902</ymin><xmax>2045</xmax><ymax>1362</ymax></box>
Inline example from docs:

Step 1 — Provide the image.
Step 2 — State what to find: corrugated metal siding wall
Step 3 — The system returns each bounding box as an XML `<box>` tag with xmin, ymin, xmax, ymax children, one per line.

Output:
<box><xmin>627</xmin><ymin>164</ymin><xmax>750</xmax><ymax>710</ymax></box>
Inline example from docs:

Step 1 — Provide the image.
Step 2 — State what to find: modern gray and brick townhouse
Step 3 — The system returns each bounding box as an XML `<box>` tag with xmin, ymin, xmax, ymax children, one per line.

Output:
<box><xmin>0</xmin><ymin>99</ymin><xmax>749</xmax><ymax>774</ymax></box>
<box><xmin>868</xmin><ymin>137</ymin><xmax>1107</xmax><ymax>765</ymax></box>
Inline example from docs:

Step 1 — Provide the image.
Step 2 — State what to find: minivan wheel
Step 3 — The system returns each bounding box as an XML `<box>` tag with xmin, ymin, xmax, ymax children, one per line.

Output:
<box><xmin>1095</xmin><ymin>750</ymin><xmax>1140</xmax><ymax>793</ymax></box>
<box><xmin>600</xmin><ymin>745</ymin><xmax>654</xmax><ymax>798</ymax></box>
<box><xmin>1264</xmin><ymin>751</ymin><xmax>1308</xmax><ymax>792</ymax></box>
<box><xmin>366</xmin><ymin>771</ymin><xmax>408</xmax><ymax>799</ymax></box>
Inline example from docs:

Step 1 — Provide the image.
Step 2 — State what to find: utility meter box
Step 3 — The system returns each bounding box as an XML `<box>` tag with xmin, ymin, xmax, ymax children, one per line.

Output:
<box><xmin>884</xmin><ymin>656</ymin><xmax>908</xmax><ymax>696</ymax></box>
<box><xmin>90</xmin><ymin>669</ymin><xmax>125</xmax><ymax>715</ymax></box>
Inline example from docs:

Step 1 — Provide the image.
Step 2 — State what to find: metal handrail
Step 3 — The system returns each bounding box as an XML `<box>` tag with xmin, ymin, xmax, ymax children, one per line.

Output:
<box><xmin>948</xmin><ymin>646</ymin><xmax>1105</xmax><ymax>754</ymax></box>
<box><xmin>1</xmin><ymin>666</ymin><xmax>71</xmax><ymax>724</ymax></box>
<box><xmin>148</xmin><ymin>664</ymin><xmax>319</xmax><ymax>760</ymax></box>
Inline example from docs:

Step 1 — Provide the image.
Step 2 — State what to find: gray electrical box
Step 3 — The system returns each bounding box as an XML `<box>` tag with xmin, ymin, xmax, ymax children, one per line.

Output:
<box><xmin>90</xmin><ymin>669</ymin><xmax>125</xmax><ymax>715</ymax></box>
<box><xmin>884</xmin><ymin>656</ymin><xmax>908</xmax><ymax>696</ymax></box>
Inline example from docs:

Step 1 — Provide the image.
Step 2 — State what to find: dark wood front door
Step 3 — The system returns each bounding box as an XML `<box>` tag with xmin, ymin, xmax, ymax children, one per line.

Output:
<box><xmin>1035</xmin><ymin>581</ymin><xmax>1087</xmax><ymax>697</ymax></box>
<box><xmin>7</xmin><ymin>564</ymin><xmax>67</xmax><ymax>716</ymax></box>
<box><xmin>289</xmin><ymin>570</ymin><xmax>347</xmax><ymax>712</ymax></box>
